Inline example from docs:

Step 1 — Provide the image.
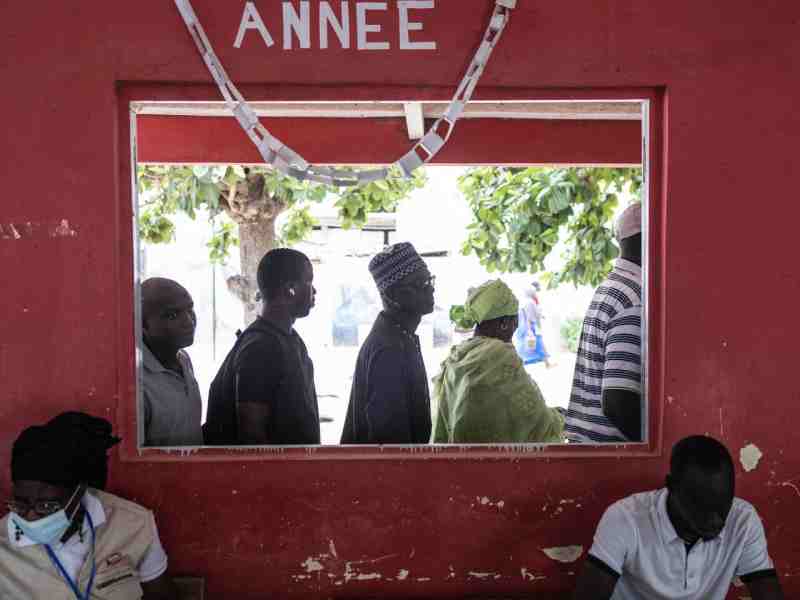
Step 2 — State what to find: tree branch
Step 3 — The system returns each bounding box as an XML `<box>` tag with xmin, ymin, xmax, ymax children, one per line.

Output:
<box><xmin>226</xmin><ymin>274</ymin><xmax>252</xmax><ymax>304</ymax></box>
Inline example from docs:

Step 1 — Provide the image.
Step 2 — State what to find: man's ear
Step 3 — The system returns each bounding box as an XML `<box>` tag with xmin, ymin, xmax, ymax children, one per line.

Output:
<box><xmin>276</xmin><ymin>282</ymin><xmax>296</xmax><ymax>303</ymax></box>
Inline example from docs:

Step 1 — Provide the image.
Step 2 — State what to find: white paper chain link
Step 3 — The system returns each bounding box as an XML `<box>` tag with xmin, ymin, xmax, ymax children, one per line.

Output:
<box><xmin>174</xmin><ymin>0</ymin><xmax>517</xmax><ymax>186</ymax></box>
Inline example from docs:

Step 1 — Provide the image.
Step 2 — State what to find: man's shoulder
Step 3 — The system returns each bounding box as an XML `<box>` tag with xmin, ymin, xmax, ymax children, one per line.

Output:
<box><xmin>92</xmin><ymin>490</ymin><xmax>155</xmax><ymax>537</ymax></box>
<box><xmin>235</xmin><ymin>321</ymin><xmax>287</xmax><ymax>358</ymax></box>
<box><xmin>244</xmin><ymin>318</ymin><xmax>284</xmax><ymax>341</ymax></box>
<box><xmin>606</xmin><ymin>489</ymin><xmax>661</xmax><ymax>522</ymax></box>
<box><xmin>361</xmin><ymin>320</ymin><xmax>407</xmax><ymax>355</ymax></box>
<box><xmin>725</xmin><ymin>497</ymin><xmax>763</xmax><ymax>536</ymax></box>
<box><xmin>731</xmin><ymin>496</ymin><xmax>758</xmax><ymax>514</ymax></box>
<box><xmin>95</xmin><ymin>489</ymin><xmax>152</xmax><ymax>520</ymax></box>
<box><xmin>601</xmin><ymin>265</ymin><xmax>642</xmax><ymax>304</ymax></box>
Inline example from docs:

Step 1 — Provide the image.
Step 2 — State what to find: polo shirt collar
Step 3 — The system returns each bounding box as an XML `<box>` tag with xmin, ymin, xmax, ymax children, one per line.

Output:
<box><xmin>142</xmin><ymin>344</ymin><xmax>191</xmax><ymax>375</ymax></box>
<box><xmin>614</xmin><ymin>258</ymin><xmax>642</xmax><ymax>279</ymax></box>
<box><xmin>141</xmin><ymin>343</ymin><xmax>168</xmax><ymax>374</ymax></box>
<box><xmin>8</xmin><ymin>489</ymin><xmax>107</xmax><ymax>548</ymax></box>
<box><xmin>658</xmin><ymin>488</ymin><xmax>726</xmax><ymax>546</ymax></box>
<box><xmin>657</xmin><ymin>488</ymin><xmax>682</xmax><ymax>544</ymax></box>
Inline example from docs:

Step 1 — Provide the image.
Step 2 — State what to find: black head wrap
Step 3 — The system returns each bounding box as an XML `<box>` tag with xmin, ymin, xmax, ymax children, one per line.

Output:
<box><xmin>11</xmin><ymin>412</ymin><xmax>121</xmax><ymax>490</ymax></box>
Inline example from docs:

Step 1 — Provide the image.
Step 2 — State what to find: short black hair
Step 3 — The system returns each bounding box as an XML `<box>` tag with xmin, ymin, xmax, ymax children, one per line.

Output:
<box><xmin>257</xmin><ymin>248</ymin><xmax>310</xmax><ymax>300</ymax></box>
<box><xmin>141</xmin><ymin>277</ymin><xmax>190</xmax><ymax>324</ymax></box>
<box><xmin>670</xmin><ymin>435</ymin><xmax>734</xmax><ymax>483</ymax></box>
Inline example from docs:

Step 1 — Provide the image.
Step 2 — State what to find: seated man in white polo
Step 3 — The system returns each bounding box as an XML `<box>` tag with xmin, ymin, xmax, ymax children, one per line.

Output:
<box><xmin>573</xmin><ymin>435</ymin><xmax>783</xmax><ymax>600</ymax></box>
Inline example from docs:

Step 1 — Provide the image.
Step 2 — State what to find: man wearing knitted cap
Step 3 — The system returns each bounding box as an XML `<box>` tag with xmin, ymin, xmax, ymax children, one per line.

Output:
<box><xmin>341</xmin><ymin>242</ymin><xmax>435</xmax><ymax>444</ymax></box>
<box><xmin>565</xmin><ymin>203</ymin><xmax>644</xmax><ymax>443</ymax></box>
<box><xmin>0</xmin><ymin>412</ymin><xmax>175</xmax><ymax>599</ymax></box>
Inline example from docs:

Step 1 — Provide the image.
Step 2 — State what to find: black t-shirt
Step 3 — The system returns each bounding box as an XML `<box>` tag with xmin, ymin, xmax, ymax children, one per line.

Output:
<box><xmin>204</xmin><ymin>317</ymin><xmax>320</xmax><ymax>445</ymax></box>
<box><xmin>340</xmin><ymin>312</ymin><xmax>431</xmax><ymax>444</ymax></box>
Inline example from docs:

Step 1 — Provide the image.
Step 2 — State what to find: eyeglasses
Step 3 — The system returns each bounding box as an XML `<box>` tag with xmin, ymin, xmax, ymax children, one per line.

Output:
<box><xmin>6</xmin><ymin>484</ymin><xmax>82</xmax><ymax>518</ymax></box>
<box><xmin>404</xmin><ymin>275</ymin><xmax>436</xmax><ymax>291</ymax></box>
<box><xmin>6</xmin><ymin>499</ymin><xmax>65</xmax><ymax>517</ymax></box>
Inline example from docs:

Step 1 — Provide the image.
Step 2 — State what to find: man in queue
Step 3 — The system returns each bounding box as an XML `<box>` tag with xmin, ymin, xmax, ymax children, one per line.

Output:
<box><xmin>205</xmin><ymin>248</ymin><xmax>320</xmax><ymax>445</ymax></box>
<box><xmin>140</xmin><ymin>277</ymin><xmax>203</xmax><ymax>446</ymax></box>
<box><xmin>0</xmin><ymin>412</ymin><xmax>175</xmax><ymax>599</ymax></box>
<box><xmin>572</xmin><ymin>435</ymin><xmax>784</xmax><ymax>599</ymax></box>
<box><xmin>565</xmin><ymin>203</ymin><xmax>643</xmax><ymax>442</ymax></box>
<box><xmin>341</xmin><ymin>242</ymin><xmax>435</xmax><ymax>444</ymax></box>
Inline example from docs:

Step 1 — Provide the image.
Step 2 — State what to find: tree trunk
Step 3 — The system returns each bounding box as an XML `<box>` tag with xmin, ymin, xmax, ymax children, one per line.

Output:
<box><xmin>232</xmin><ymin>217</ymin><xmax>277</xmax><ymax>326</ymax></box>
<box><xmin>221</xmin><ymin>171</ymin><xmax>287</xmax><ymax>326</ymax></box>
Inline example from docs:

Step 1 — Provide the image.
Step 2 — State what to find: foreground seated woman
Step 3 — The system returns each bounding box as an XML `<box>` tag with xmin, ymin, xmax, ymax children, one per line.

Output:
<box><xmin>432</xmin><ymin>280</ymin><xmax>565</xmax><ymax>444</ymax></box>
<box><xmin>0</xmin><ymin>412</ymin><xmax>175</xmax><ymax>599</ymax></box>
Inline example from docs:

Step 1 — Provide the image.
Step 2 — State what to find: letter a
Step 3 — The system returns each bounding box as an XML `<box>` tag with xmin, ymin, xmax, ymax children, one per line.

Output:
<box><xmin>234</xmin><ymin>2</ymin><xmax>275</xmax><ymax>48</ymax></box>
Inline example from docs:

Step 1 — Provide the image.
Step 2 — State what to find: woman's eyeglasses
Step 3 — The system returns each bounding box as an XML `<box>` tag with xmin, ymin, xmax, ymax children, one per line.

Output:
<box><xmin>6</xmin><ymin>500</ymin><xmax>64</xmax><ymax>517</ymax></box>
<box><xmin>7</xmin><ymin>485</ymin><xmax>83</xmax><ymax>518</ymax></box>
<box><xmin>6</xmin><ymin>499</ymin><xmax>64</xmax><ymax>517</ymax></box>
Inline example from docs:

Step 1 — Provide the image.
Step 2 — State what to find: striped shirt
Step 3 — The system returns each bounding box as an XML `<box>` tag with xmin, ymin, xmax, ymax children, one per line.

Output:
<box><xmin>565</xmin><ymin>259</ymin><xmax>642</xmax><ymax>442</ymax></box>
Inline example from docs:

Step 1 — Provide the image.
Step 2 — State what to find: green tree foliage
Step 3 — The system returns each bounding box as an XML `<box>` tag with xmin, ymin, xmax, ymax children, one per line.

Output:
<box><xmin>138</xmin><ymin>164</ymin><xmax>425</xmax><ymax>324</ymax></box>
<box><xmin>458</xmin><ymin>167</ymin><xmax>642</xmax><ymax>287</ymax></box>
<box><xmin>136</xmin><ymin>164</ymin><xmax>426</xmax><ymax>264</ymax></box>
<box><xmin>559</xmin><ymin>316</ymin><xmax>583</xmax><ymax>353</ymax></box>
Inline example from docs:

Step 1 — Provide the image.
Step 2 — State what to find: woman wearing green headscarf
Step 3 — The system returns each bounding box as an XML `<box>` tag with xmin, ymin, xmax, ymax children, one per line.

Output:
<box><xmin>431</xmin><ymin>280</ymin><xmax>565</xmax><ymax>444</ymax></box>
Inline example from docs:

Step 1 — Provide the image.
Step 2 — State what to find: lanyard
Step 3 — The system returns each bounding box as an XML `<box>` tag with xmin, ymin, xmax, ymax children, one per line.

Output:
<box><xmin>46</xmin><ymin>509</ymin><xmax>96</xmax><ymax>600</ymax></box>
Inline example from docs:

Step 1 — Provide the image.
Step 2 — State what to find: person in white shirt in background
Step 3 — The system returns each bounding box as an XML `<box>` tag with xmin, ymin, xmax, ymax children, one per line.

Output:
<box><xmin>573</xmin><ymin>435</ymin><xmax>784</xmax><ymax>600</ymax></box>
<box><xmin>0</xmin><ymin>411</ymin><xmax>176</xmax><ymax>599</ymax></box>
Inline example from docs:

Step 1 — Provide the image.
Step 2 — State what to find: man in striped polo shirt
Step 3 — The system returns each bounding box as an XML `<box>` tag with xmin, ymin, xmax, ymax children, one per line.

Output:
<box><xmin>565</xmin><ymin>203</ymin><xmax>643</xmax><ymax>443</ymax></box>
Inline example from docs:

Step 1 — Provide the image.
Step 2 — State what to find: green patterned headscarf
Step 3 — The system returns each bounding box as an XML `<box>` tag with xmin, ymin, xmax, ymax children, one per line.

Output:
<box><xmin>450</xmin><ymin>280</ymin><xmax>519</xmax><ymax>330</ymax></box>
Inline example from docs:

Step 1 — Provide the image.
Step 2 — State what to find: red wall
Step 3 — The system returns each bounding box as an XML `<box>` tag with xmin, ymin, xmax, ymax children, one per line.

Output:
<box><xmin>2</xmin><ymin>1</ymin><xmax>799</xmax><ymax>598</ymax></box>
<box><xmin>136</xmin><ymin>114</ymin><xmax>643</xmax><ymax>165</ymax></box>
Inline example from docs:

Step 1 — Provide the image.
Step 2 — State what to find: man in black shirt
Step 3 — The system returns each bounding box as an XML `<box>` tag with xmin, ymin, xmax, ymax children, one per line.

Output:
<box><xmin>204</xmin><ymin>249</ymin><xmax>320</xmax><ymax>445</ymax></box>
<box><xmin>341</xmin><ymin>242</ymin><xmax>435</xmax><ymax>444</ymax></box>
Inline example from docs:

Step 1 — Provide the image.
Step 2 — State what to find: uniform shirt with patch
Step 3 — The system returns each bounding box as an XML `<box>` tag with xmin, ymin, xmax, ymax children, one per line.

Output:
<box><xmin>588</xmin><ymin>488</ymin><xmax>775</xmax><ymax>600</ymax></box>
<box><xmin>6</xmin><ymin>490</ymin><xmax>167</xmax><ymax>582</ymax></box>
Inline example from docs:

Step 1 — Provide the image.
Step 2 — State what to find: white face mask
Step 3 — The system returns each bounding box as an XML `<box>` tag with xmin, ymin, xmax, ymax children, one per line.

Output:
<box><xmin>11</xmin><ymin>486</ymin><xmax>82</xmax><ymax>546</ymax></box>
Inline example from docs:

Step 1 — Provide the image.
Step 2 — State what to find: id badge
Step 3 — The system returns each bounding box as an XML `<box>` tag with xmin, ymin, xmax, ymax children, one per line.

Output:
<box><xmin>93</xmin><ymin>553</ymin><xmax>143</xmax><ymax>599</ymax></box>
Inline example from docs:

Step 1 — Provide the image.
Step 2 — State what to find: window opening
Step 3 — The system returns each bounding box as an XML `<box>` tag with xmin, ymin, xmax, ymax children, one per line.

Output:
<box><xmin>131</xmin><ymin>98</ymin><xmax>651</xmax><ymax>455</ymax></box>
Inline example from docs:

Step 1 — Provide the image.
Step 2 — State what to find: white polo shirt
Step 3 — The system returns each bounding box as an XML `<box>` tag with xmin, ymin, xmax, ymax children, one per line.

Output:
<box><xmin>589</xmin><ymin>488</ymin><xmax>775</xmax><ymax>600</ymax></box>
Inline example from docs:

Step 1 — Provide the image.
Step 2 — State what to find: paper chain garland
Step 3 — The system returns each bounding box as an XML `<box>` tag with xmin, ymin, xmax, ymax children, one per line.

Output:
<box><xmin>174</xmin><ymin>0</ymin><xmax>517</xmax><ymax>186</ymax></box>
